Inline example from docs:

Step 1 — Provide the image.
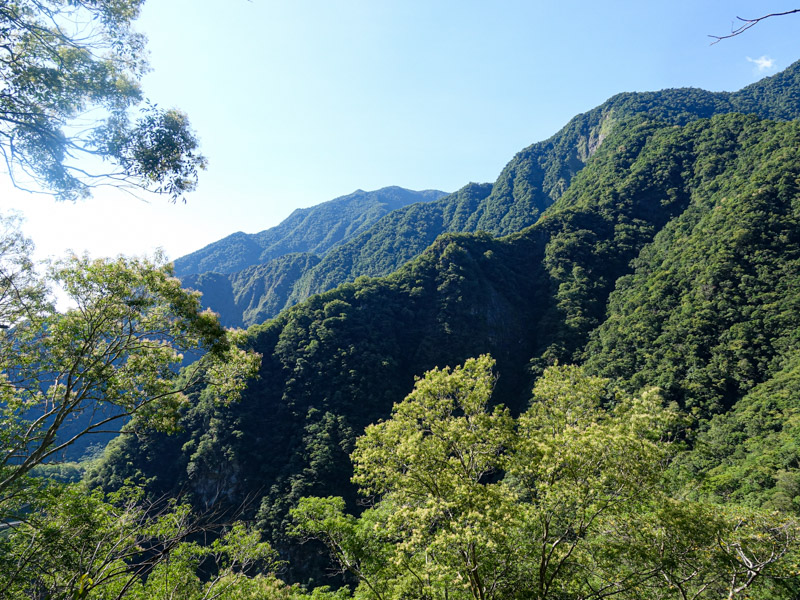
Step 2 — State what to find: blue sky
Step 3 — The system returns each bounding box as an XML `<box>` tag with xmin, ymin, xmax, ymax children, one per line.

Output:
<box><xmin>3</xmin><ymin>0</ymin><xmax>800</xmax><ymax>262</ymax></box>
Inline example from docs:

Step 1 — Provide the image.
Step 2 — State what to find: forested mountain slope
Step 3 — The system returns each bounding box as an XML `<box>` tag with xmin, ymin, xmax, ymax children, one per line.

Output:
<box><xmin>292</xmin><ymin>60</ymin><xmax>800</xmax><ymax>301</ymax></box>
<box><xmin>181</xmin><ymin>253</ymin><xmax>322</xmax><ymax>327</ymax></box>
<box><xmin>678</xmin><ymin>351</ymin><xmax>800</xmax><ymax>513</ymax></box>
<box><xmin>585</xmin><ymin>117</ymin><xmax>800</xmax><ymax>415</ymax></box>
<box><xmin>91</xmin><ymin>109</ymin><xmax>800</xmax><ymax>587</ymax></box>
<box><xmin>173</xmin><ymin>187</ymin><xmax>446</xmax><ymax>277</ymax></box>
<box><xmin>184</xmin><ymin>60</ymin><xmax>800</xmax><ymax>327</ymax></box>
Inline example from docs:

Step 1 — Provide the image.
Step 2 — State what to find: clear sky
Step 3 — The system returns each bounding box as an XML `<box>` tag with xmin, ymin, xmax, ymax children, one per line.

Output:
<box><xmin>3</xmin><ymin>0</ymin><xmax>800</xmax><ymax>263</ymax></box>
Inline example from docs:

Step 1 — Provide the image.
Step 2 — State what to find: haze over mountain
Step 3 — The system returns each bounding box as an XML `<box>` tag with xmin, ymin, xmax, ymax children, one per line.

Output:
<box><xmin>88</xmin><ymin>61</ymin><xmax>800</xmax><ymax>594</ymax></box>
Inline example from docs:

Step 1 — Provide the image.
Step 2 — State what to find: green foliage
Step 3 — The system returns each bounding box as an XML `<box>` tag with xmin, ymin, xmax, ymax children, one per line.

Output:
<box><xmin>0</xmin><ymin>214</ymin><xmax>261</xmax><ymax>509</ymax></box>
<box><xmin>677</xmin><ymin>353</ymin><xmax>800</xmax><ymax>514</ymax></box>
<box><xmin>0</xmin><ymin>1</ymin><xmax>205</xmax><ymax>200</ymax></box>
<box><xmin>0</xmin><ymin>484</ymin><xmax>289</xmax><ymax>600</ymax></box>
<box><xmin>503</xmin><ymin>366</ymin><xmax>679</xmax><ymax>600</ymax></box>
<box><xmin>584</xmin><ymin>116</ymin><xmax>800</xmax><ymax>416</ymax></box>
<box><xmin>30</xmin><ymin>461</ymin><xmax>88</xmax><ymax>484</ymax></box>
<box><xmin>0</xmin><ymin>216</ymin><xmax>285</xmax><ymax>599</ymax></box>
<box><xmin>95</xmin><ymin>106</ymin><xmax>800</xmax><ymax>590</ymax></box>
<box><xmin>346</xmin><ymin>356</ymin><xmax>519</xmax><ymax>598</ymax></box>
<box><xmin>295</xmin><ymin>358</ymin><xmax>798</xmax><ymax>599</ymax></box>
<box><xmin>605</xmin><ymin>500</ymin><xmax>800</xmax><ymax>600</ymax></box>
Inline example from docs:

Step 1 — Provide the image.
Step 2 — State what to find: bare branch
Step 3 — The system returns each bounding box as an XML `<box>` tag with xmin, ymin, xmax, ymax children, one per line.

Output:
<box><xmin>710</xmin><ymin>9</ymin><xmax>800</xmax><ymax>43</ymax></box>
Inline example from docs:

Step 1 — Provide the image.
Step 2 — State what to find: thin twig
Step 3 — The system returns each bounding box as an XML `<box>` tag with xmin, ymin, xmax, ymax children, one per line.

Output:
<box><xmin>710</xmin><ymin>9</ymin><xmax>800</xmax><ymax>44</ymax></box>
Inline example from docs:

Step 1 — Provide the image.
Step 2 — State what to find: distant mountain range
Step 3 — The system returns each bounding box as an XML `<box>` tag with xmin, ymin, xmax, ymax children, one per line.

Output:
<box><xmin>175</xmin><ymin>187</ymin><xmax>447</xmax><ymax>326</ymax></box>
<box><xmin>175</xmin><ymin>62</ymin><xmax>800</xmax><ymax>328</ymax></box>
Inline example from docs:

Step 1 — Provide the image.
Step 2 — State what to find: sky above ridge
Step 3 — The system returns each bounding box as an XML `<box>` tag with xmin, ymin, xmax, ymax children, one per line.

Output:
<box><xmin>3</xmin><ymin>0</ymin><xmax>800</xmax><ymax>263</ymax></box>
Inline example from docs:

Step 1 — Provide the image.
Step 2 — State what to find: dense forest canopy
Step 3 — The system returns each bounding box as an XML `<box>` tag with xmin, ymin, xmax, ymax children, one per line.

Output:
<box><xmin>86</xmin><ymin>85</ymin><xmax>800</xmax><ymax>596</ymax></box>
<box><xmin>3</xmin><ymin>6</ymin><xmax>800</xmax><ymax>595</ymax></box>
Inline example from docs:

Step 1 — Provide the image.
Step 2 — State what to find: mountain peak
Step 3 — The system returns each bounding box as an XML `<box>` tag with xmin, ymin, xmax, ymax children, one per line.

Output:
<box><xmin>173</xmin><ymin>187</ymin><xmax>447</xmax><ymax>278</ymax></box>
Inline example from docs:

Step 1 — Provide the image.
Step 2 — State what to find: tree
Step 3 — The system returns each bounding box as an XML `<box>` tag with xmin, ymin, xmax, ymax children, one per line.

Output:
<box><xmin>352</xmin><ymin>355</ymin><xmax>518</xmax><ymax>600</ymax></box>
<box><xmin>294</xmin><ymin>358</ymin><xmax>800</xmax><ymax>600</ymax></box>
<box><xmin>0</xmin><ymin>485</ymin><xmax>272</xmax><ymax>600</ymax></box>
<box><xmin>0</xmin><ymin>0</ymin><xmax>206</xmax><ymax>200</ymax></box>
<box><xmin>504</xmin><ymin>366</ymin><xmax>680</xmax><ymax>600</ymax></box>
<box><xmin>0</xmin><ymin>213</ymin><xmax>261</xmax><ymax>513</ymax></box>
<box><xmin>294</xmin><ymin>355</ymin><xmax>517</xmax><ymax>600</ymax></box>
<box><xmin>0</xmin><ymin>478</ymin><xmax>356</xmax><ymax>600</ymax></box>
<box><xmin>294</xmin><ymin>359</ymin><xmax>676</xmax><ymax>600</ymax></box>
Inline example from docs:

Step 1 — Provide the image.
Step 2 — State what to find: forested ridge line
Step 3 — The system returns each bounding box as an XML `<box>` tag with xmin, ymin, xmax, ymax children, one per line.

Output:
<box><xmin>179</xmin><ymin>60</ymin><xmax>800</xmax><ymax>328</ymax></box>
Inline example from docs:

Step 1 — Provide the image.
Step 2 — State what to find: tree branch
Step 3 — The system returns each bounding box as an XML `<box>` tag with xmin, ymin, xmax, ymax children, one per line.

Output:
<box><xmin>710</xmin><ymin>9</ymin><xmax>800</xmax><ymax>43</ymax></box>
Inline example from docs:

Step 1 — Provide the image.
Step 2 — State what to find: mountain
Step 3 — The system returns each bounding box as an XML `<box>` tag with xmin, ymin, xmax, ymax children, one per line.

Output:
<box><xmin>181</xmin><ymin>253</ymin><xmax>322</xmax><ymax>328</ymax></box>
<box><xmin>172</xmin><ymin>186</ymin><xmax>447</xmax><ymax>277</ymax></box>
<box><xmin>91</xmin><ymin>108</ymin><xmax>800</xmax><ymax>583</ymax></box>
<box><xmin>183</xmin><ymin>61</ymin><xmax>800</xmax><ymax>328</ymax></box>
<box><xmin>90</xmin><ymin>64</ymin><xmax>800</xmax><ymax>587</ymax></box>
<box><xmin>290</xmin><ymin>62</ymin><xmax>800</xmax><ymax>299</ymax></box>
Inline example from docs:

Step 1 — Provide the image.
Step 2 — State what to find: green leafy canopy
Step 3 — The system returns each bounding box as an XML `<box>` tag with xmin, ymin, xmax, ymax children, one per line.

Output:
<box><xmin>0</xmin><ymin>0</ymin><xmax>206</xmax><ymax>200</ymax></box>
<box><xmin>0</xmin><ymin>213</ymin><xmax>261</xmax><ymax>511</ymax></box>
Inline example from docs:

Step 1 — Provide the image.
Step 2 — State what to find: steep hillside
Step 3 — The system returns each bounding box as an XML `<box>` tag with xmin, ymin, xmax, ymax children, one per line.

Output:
<box><xmin>294</xmin><ymin>64</ymin><xmax>800</xmax><ymax>300</ymax></box>
<box><xmin>91</xmin><ymin>112</ymin><xmax>800</xmax><ymax>584</ymax></box>
<box><xmin>676</xmin><ymin>352</ymin><xmax>800</xmax><ymax>512</ymax></box>
<box><xmin>173</xmin><ymin>187</ymin><xmax>446</xmax><ymax>277</ymax></box>
<box><xmin>182</xmin><ymin>253</ymin><xmax>322</xmax><ymax>328</ymax></box>
<box><xmin>584</xmin><ymin>117</ymin><xmax>800</xmax><ymax>413</ymax></box>
<box><xmin>194</xmin><ymin>61</ymin><xmax>800</xmax><ymax>328</ymax></box>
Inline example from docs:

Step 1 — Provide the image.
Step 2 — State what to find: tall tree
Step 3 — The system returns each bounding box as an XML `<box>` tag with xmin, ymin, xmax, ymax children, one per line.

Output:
<box><xmin>294</xmin><ymin>359</ymin><xmax>800</xmax><ymax>600</ymax></box>
<box><xmin>0</xmin><ymin>485</ymin><xmax>283</xmax><ymax>600</ymax></box>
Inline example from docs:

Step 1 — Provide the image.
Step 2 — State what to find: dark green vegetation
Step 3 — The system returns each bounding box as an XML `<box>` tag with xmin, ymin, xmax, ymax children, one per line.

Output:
<box><xmin>6</xmin><ymin>52</ymin><xmax>800</xmax><ymax>597</ymax></box>
<box><xmin>176</xmin><ymin>61</ymin><xmax>800</xmax><ymax>327</ymax></box>
<box><xmin>81</xmin><ymin>62</ymin><xmax>800</xmax><ymax>598</ymax></box>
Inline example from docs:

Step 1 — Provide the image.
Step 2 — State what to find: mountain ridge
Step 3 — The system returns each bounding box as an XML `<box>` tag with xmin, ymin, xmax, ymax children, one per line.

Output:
<box><xmin>180</xmin><ymin>60</ymin><xmax>800</xmax><ymax>328</ymax></box>
<box><xmin>173</xmin><ymin>186</ymin><xmax>447</xmax><ymax>277</ymax></box>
